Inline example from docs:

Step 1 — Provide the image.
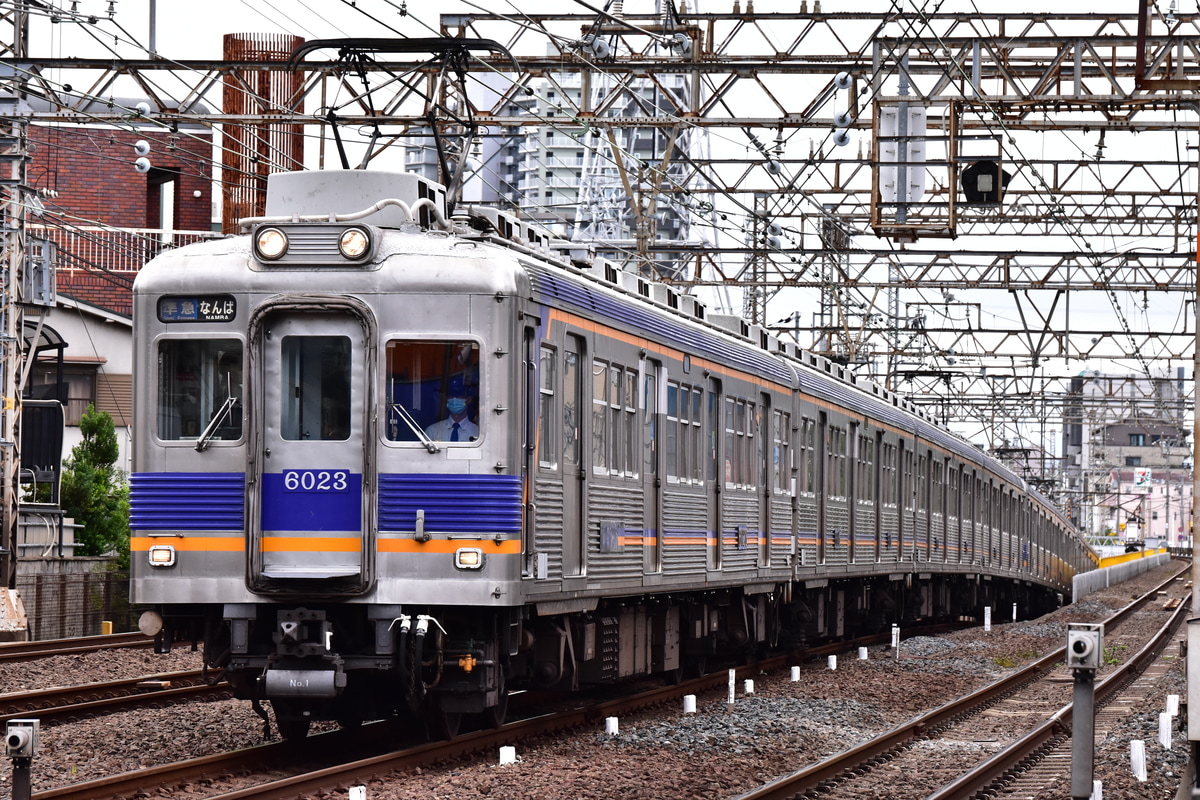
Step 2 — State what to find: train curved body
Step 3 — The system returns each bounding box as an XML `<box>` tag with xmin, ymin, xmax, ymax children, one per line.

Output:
<box><xmin>129</xmin><ymin>170</ymin><xmax>1098</xmax><ymax>738</ymax></box>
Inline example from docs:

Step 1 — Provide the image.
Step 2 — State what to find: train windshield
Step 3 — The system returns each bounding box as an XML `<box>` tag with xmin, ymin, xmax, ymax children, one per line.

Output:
<box><xmin>157</xmin><ymin>339</ymin><xmax>243</xmax><ymax>441</ymax></box>
<box><xmin>385</xmin><ymin>341</ymin><xmax>481</xmax><ymax>443</ymax></box>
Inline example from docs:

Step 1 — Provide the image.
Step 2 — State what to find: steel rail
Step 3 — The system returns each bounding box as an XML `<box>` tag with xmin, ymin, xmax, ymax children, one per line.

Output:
<box><xmin>0</xmin><ymin>632</ymin><xmax>151</xmax><ymax>662</ymax></box>
<box><xmin>0</xmin><ymin>672</ymin><xmax>230</xmax><ymax>725</ymax></box>
<box><xmin>727</xmin><ymin>563</ymin><xmax>1189</xmax><ymax>800</ymax></box>
<box><xmin>926</xmin><ymin>590</ymin><xmax>1191</xmax><ymax>800</ymax></box>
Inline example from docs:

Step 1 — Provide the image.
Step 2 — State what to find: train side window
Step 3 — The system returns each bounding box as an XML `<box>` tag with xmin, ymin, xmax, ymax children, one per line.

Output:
<box><xmin>385</xmin><ymin>341</ymin><xmax>480</xmax><ymax>443</ymax></box>
<box><xmin>773</xmin><ymin>410</ymin><xmax>790</xmax><ymax>494</ymax></box>
<box><xmin>157</xmin><ymin>338</ymin><xmax>243</xmax><ymax>442</ymax></box>
<box><xmin>538</xmin><ymin>346</ymin><xmax>557</xmax><ymax>470</ymax></box>
<box><xmin>281</xmin><ymin>335</ymin><xmax>351</xmax><ymax>441</ymax></box>
<box><xmin>592</xmin><ymin>360</ymin><xmax>608</xmax><ymax>474</ymax></box>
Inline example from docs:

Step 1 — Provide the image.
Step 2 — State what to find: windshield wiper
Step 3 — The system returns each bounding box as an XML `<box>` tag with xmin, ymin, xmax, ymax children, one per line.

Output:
<box><xmin>195</xmin><ymin>395</ymin><xmax>239</xmax><ymax>452</ymax></box>
<box><xmin>391</xmin><ymin>402</ymin><xmax>440</xmax><ymax>453</ymax></box>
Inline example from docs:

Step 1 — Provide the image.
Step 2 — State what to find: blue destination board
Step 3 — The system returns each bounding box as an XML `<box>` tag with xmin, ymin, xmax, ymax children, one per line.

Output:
<box><xmin>158</xmin><ymin>295</ymin><xmax>237</xmax><ymax>323</ymax></box>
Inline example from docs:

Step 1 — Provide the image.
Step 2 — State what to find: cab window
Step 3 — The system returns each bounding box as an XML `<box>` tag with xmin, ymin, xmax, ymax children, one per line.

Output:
<box><xmin>385</xmin><ymin>341</ymin><xmax>481</xmax><ymax>443</ymax></box>
<box><xmin>157</xmin><ymin>339</ymin><xmax>243</xmax><ymax>441</ymax></box>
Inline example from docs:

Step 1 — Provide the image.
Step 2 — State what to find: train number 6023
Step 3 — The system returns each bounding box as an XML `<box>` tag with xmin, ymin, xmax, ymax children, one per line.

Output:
<box><xmin>282</xmin><ymin>469</ymin><xmax>350</xmax><ymax>492</ymax></box>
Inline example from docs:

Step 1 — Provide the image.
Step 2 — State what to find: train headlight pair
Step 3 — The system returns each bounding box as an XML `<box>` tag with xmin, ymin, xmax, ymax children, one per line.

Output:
<box><xmin>254</xmin><ymin>226</ymin><xmax>372</xmax><ymax>261</ymax></box>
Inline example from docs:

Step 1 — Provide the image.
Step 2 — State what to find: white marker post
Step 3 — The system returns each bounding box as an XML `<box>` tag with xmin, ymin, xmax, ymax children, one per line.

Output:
<box><xmin>727</xmin><ymin>668</ymin><xmax>736</xmax><ymax>711</ymax></box>
<box><xmin>1130</xmin><ymin>740</ymin><xmax>1147</xmax><ymax>782</ymax></box>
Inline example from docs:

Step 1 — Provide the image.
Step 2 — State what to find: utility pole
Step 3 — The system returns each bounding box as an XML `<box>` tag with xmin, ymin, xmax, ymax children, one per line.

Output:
<box><xmin>0</xmin><ymin>0</ymin><xmax>29</xmax><ymax>590</ymax></box>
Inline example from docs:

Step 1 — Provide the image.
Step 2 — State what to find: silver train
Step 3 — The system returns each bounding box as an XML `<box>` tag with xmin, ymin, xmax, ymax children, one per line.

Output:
<box><xmin>130</xmin><ymin>169</ymin><xmax>1098</xmax><ymax>739</ymax></box>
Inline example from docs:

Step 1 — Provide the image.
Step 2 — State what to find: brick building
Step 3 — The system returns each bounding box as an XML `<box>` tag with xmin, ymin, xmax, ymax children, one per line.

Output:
<box><xmin>28</xmin><ymin>122</ymin><xmax>215</xmax><ymax>316</ymax></box>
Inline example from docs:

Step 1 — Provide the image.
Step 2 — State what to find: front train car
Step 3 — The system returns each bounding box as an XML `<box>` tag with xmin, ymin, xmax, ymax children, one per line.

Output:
<box><xmin>130</xmin><ymin>171</ymin><xmax>524</xmax><ymax>738</ymax></box>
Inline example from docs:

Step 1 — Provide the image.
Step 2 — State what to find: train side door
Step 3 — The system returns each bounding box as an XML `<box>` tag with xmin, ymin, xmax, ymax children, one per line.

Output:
<box><xmin>561</xmin><ymin>335</ymin><xmax>586</xmax><ymax>577</ymax></box>
<box><xmin>706</xmin><ymin>378</ymin><xmax>722</xmax><ymax>571</ymax></box>
<box><xmin>643</xmin><ymin>360</ymin><xmax>663</xmax><ymax>574</ymax></box>
<box><xmin>250</xmin><ymin>310</ymin><xmax>371</xmax><ymax>591</ymax></box>
<box><xmin>758</xmin><ymin>393</ymin><xmax>771</xmax><ymax>567</ymax></box>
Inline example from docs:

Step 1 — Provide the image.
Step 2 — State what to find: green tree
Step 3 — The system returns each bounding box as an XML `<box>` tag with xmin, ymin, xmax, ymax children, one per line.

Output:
<box><xmin>60</xmin><ymin>405</ymin><xmax>130</xmax><ymax>566</ymax></box>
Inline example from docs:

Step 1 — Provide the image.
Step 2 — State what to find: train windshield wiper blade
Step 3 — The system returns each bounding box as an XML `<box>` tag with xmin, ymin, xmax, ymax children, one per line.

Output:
<box><xmin>195</xmin><ymin>395</ymin><xmax>239</xmax><ymax>452</ymax></box>
<box><xmin>391</xmin><ymin>402</ymin><xmax>440</xmax><ymax>453</ymax></box>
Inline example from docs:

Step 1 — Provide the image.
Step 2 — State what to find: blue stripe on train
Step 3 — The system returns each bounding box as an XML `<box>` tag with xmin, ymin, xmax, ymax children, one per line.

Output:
<box><xmin>378</xmin><ymin>474</ymin><xmax>522</xmax><ymax>534</ymax></box>
<box><xmin>130</xmin><ymin>472</ymin><xmax>245</xmax><ymax>530</ymax></box>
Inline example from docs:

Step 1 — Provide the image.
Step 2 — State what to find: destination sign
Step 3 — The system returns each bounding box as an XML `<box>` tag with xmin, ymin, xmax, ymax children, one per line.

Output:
<box><xmin>158</xmin><ymin>295</ymin><xmax>237</xmax><ymax>323</ymax></box>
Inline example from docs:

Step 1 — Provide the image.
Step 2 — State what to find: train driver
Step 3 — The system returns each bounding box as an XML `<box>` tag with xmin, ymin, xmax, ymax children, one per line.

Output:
<box><xmin>424</xmin><ymin>377</ymin><xmax>479</xmax><ymax>442</ymax></box>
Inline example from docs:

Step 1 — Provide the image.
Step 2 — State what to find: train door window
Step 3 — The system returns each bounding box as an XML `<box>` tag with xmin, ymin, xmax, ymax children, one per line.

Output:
<box><xmin>857</xmin><ymin>435</ymin><xmax>874</xmax><ymax>502</ymax></box>
<box><xmin>773</xmin><ymin>410</ymin><xmax>790</xmax><ymax>494</ymax></box>
<box><xmin>903</xmin><ymin>450</ymin><xmax>915</xmax><ymax>511</ymax></box>
<box><xmin>826</xmin><ymin>426</ymin><xmax>846</xmax><ymax>499</ymax></box>
<box><xmin>724</xmin><ymin>397</ymin><xmax>735</xmax><ymax>487</ymax></box>
<box><xmin>385</xmin><ymin>341</ymin><xmax>481</xmax><ymax>442</ymax></box>
<box><xmin>280</xmin><ymin>335</ymin><xmax>351</xmax><ymax>441</ymax></box>
<box><xmin>538</xmin><ymin>346</ymin><xmax>557</xmax><ymax>470</ymax></box>
<box><xmin>157</xmin><ymin>338</ymin><xmax>243</xmax><ymax>441</ymax></box>
<box><xmin>687</xmin><ymin>387</ymin><xmax>703</xmax><ymax>483</ymax></box>
<box><xmin>666</xmin><ymin>381</ymin><xmax>680</xmax><ymax>482</ymax></box>
<box><xmin>644</xmin><ymin>368</ymin><xmax>658</xmax><ymax>474</ymax></box>
<box><xmin>592</xmin><ymin>360</ymin><xmax>608</xmax><ymax>474</ymax></box>
<box><xmin>747</xmin><ymin>401</ymin><xmax>759</xmax><ymax>487</ymax></box>
<box><xmin>625</xmin><ymin>369</ymin><xmax>638</xmax><ymax>478</ymax></box>
<box><xmin>563</xmin><ymin>343</ymin><xmax>580</xmax><ymax>466</ymax></box>
<box><xmin>879</xmin><ymin>442</ymin><xmax>896</xmax><ymax>507</ymax></box>
<box><xmin>706</xmin><ymin>384</ymin><xmax>720</xmax><ymax>483</ymax></box>
<box><xmin>916</xmin><ymin>455</ymin><xmax>927</xmax><ymax>512</ymax></box>
<box><xmin>799</xmin><ymin>418</ymin><xmax>816</xmax><ymax>495</ymax></box>
<box><xmin>932</xmin><ymin>460</ymin><xmax>943</xmax><ymax>515</ymax></box>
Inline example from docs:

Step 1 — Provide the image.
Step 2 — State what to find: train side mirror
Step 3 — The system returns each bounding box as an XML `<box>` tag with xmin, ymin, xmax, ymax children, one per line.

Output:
<box><xmin>1066</xmin><ymin>623</ymin><xmax>1103</xmax><ymax>671</ymax></box>
<box><xmin>5</xmin><ymin>719</ymin><xmax>38</xmax><ymax>758</ymax></box>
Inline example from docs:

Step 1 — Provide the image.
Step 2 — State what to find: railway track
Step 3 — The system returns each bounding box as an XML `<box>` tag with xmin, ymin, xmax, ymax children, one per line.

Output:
<box><xmin>23</xmin><ymin>571</ymin><xmax>1183</xmax><ymax>800</ymax></box>
<box><xmin>0</xmin><ymin>632</ymin><xmax>151</xmax><ymax>662</ymax></box>
<box><xmin>731</xmin><ymin>566</ymin><xmax>1190</xmax><ymax>800</ymax></box>
<box><xmin>30</xmin><ymin>655</ymin><xmax>784</xmax><ymax>800</ymax></box>
<box><xmin>0</xmin><ymin>670</ymin><xmax>229</xmax><ymax>723</ymax></box>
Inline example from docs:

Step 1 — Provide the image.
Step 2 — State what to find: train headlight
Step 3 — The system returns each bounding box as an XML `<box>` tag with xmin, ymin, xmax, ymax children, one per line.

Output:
<box><xmin>255</xmin><ymin>227</ymin><xmax>289</xmax><ymax>260</ymax></box>
<box><xmin>454</xmin><ymin>547</ymin><xmax>484</xmax><ymax>570</ymax></box>
<box><xmin>148</xmin><ymin>545</ymin><xmax>177</xmax><ymax>568</ymax></box>
<box><xmin>338</xmin><ymin>227</ymin><xmax>371</xmax><ymax>259</ymax></box>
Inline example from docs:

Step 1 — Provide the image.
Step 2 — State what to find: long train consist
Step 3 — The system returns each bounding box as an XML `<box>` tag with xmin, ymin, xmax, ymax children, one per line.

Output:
<box><xmin>129</xmin><ymin>169</ymin><xmax>1098</xmax><ymax>738</ymax></box>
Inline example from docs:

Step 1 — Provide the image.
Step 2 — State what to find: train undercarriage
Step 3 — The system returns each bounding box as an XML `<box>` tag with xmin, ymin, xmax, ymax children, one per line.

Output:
<box><xmin>152</xmin><ymin>573</ymin><xmax>1063</xmax><ymax>740</ymax></box>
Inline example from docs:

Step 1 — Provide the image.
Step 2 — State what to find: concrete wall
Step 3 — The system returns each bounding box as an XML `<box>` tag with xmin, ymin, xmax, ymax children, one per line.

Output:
<box><xmin>1073</xmin><ymin>551</ymin><xmax>1172</xmax><ymax>602</ymax></box>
